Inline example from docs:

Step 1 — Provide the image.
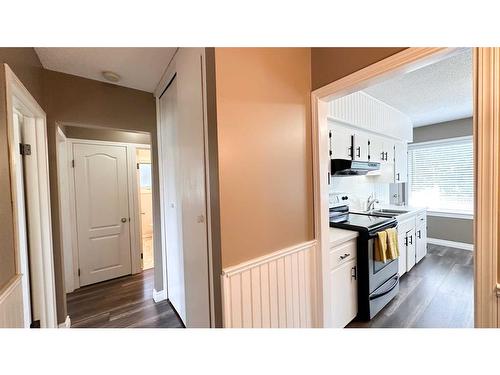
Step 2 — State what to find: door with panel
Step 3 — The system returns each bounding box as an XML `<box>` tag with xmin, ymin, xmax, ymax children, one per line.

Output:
<box><xmin>73</xmin><ymin>143</ymin><xmax>132</xmax><ymax>286</ymax></box>
<box><xmin>415</xmin><ymin>214</ymin><xmax>427</xmax><ymax>263</ymax></box>
<box><xmin>352</xmin><ymin>131</ymin><xmax>369</xmax><ymax>161</ymax></box>
<box><xmin>330</xmin><ymin>258</ymin><xmax>357</xmax><ymax>328</ymax></box>
<box><xmin>405</xmin><ymin>228</ymin><xmax>416</xmax><ymax>272</ymax></box>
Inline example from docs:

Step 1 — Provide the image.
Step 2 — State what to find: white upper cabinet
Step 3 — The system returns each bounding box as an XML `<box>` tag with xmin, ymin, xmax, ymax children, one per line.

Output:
<box><xmin>352</xmin><ymin>131</ymin><xmax>369</xmax><ymax>161</ymax></box>
<box><xmin>394</xmin><ymin>141</ymin><xmax>408</xmax><ymax>183</ymax></box>
<box><xmin>329</xmin><ymin>91</ymin><xmax>413</xmax><ymax>142</ymax></box>
<box><xmin>369</xmin><ymin>135</ymin><xmax>392</xmax><ymax>163</ymax></box>
<box><xmin>329</xmin><ymin>121</ymin><xmax>353</xmax><ymax>160</ymax></box>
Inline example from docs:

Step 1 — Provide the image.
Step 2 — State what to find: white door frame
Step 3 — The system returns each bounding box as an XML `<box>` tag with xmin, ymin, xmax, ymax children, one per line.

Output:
<box><xmin>311</xmin><ymin>48</ymin><xmax>469</xmax><ymax>327</ymax></box>
<box><xmin>55</xmin><ymin>126</ymin><xmax>75</xmax><ymax>293</ymax></box>
<box><xmin>154</xmin><ymin>48</ymin><xmax>215</xmax><ymax>327</ymax></box>
<box><xmin>4</xmin><ymin>64</ymin><xmax>58</xmax><ymax>328</ymax></box>
<box><xmin>63</xmin><ymin>137</ymin><xmax>150</xmax><ymax>290</ymax></box>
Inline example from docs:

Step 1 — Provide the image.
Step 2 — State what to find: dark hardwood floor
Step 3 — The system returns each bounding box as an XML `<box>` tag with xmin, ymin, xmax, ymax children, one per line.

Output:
<box><xmin>67</xmin><ymin>269</ymin><xmax>184</xmax><ymax>328</ymax></box>
<box><xmin>347</xmin><ymin>244</ymin><xmax>474</xmax><ymax>328</ymax></box>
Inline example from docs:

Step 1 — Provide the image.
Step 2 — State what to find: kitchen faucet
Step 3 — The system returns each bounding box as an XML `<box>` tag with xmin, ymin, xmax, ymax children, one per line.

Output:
<box><xmin>366</xmin><ymin>194</ymin><xmax>379</xmax><ymax>211</ymax></box>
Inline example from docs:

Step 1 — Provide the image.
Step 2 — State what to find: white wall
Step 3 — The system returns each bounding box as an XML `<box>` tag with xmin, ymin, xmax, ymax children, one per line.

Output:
<box><xmin>330</xmin><ymin>175</ymin><xmax>390</xmax><ymax>210</ymax></box>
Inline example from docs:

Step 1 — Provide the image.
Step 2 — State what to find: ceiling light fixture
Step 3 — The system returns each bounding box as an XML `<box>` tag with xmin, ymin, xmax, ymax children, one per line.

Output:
<box><xmin>102</xmin><ymin>71</ymin><xmax>121</xmax><ymax>83</ymax></box>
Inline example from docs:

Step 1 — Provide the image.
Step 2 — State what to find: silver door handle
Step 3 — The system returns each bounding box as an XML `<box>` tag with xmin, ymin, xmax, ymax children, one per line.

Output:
<box><xmin>121</xmin><ymin>217</ymin><xmax>127</xmax><ymax>223</ymax></box>
<box><xmin>339</xmin><ymin>253</ymin><xmax>350</xmax><ymax>260</ymax></box>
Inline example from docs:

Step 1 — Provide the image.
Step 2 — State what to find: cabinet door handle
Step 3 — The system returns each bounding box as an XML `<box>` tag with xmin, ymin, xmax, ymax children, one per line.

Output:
<box><xmin>385</xmin><ymin>152</ymin><xmax>388</xmax><ymax>161</ymax></box>
<box><xmin>381</xmin><ymin>151</ymin><xmax>385</xmax><ymax>160</ymax></box>
<box><xmin>356</xmin><ymin>146</ymin><xmax>361</xmax><ymax>157</ymax></box>
<box><xmin>351</xmin><ymin>266</ymin><xmax>357</xmax><ymax>280</ymax></box>
<box><xmin>409</xmin><ymin>235</ymin><xmax>413</xmax><ymax>245</ymax></box>
<box><xmin>348</xmin><ymin>147</ymin><xmax>352</xmax><ymax>157</ymax></box>
<box><xmin>405</xmin><ymin>237</ymin><xmax>408</xmax><ymax>246</ymax></box>
<box><xmin>396</xmin><ymin>173</ymin><xmax>400</xmax><ymax>181</ymax></box>
<box><xmin>418</xmin><ymin>230</ymin><xmax>421</xmax><ymax>239</ymax></box>
<box><xmin>339</xmin><ymin>253</ymin><xmax>351</xmax><ymax>260</ymax></box>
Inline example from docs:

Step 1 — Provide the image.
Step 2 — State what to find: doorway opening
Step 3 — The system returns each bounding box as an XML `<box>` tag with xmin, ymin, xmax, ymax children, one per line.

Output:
<box><xmin>314</xmin><ymin>48</ymin><xmax>475</xmax><ymax>328</ymax></box>
<box><xmin>136</xmin><ymin>147</ymin><xmax>154</xmax><ymax>270</ymax></box>
<box><xmin>56</xmin><ymin>123</ymin><xmax>182</xmax><ymax>327</ymax></box>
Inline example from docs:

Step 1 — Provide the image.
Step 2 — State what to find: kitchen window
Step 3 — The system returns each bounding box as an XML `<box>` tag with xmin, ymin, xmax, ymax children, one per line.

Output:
<box><xmin>407</xmin><ymin>136</ymin><xmax>473</xmax><ymax>218</ymax></box>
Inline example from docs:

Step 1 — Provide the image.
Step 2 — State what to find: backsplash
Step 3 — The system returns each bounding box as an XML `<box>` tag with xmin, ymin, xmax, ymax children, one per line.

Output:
<box><xmin>330</xmin><ymin>175</ymin><xmax>390</xmax><ymax>210</ymax></box>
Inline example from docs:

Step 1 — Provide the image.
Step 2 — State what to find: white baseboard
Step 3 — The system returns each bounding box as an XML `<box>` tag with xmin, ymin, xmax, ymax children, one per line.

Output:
<box><xmin>427</xmin><ymin>237</ymin><xmax>474</xmax><ymax>251</ymax></box>
<box><xmin>58</xmin><ymin>315</ymin><xmax>71</xmax><ymax>328</ymax></box>
<box><xmin>153</xmin><ymin>288</ymin><xmax>167</xmax><ymax>303</ymax></box>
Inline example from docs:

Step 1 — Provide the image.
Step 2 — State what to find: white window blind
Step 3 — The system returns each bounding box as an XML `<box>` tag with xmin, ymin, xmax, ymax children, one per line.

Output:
<box><xmin>408</xmin><ymin>137</ymin><xmax>473</xmax><ymax>214</ymax></box>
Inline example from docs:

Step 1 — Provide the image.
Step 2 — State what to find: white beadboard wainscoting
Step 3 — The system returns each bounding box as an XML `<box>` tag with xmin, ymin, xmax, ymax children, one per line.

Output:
<box><xmin>329</xmin><ymin>91</ymin><xmax>413</xmax><ymax>141</ymax></box>
<box><xmin>0</xmin><ymin>275</ymin><xmax>24</xmax><ymax>328</ymax></box>
<box><xmin>221</xmin><ymin>240</ymin><xmax>317</xmax><ymax>328</ymax></box>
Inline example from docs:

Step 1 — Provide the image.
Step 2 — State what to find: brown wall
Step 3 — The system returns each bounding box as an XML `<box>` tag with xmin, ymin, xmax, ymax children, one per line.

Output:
<box><xmin>64</xmin><ymin>125</ymin><xmax>151</xmax><ymax>144</ymax></box>
<box><xmin>42</xmin><ymin>70</ymin><xmax>157</xmax><ymax>322</ymax></box>
<box><xmin>311</xmin><ymin>48</ymin><xmax>407</xmax><ymax>90</ymax></box>
<box><xmin>215</xmin><ymin>48</ymin><xmax>314</xmax><ymax>267</ymax></box>
<box><xmin>0</xmin><ymin>48</ymin><xmax>44</xmax><ymax>289</ymax></box>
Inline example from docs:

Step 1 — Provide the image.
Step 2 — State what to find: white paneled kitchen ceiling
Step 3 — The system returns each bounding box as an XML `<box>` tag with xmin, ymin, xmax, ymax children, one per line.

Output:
<box><xmin>363</xmin><ymin>49</ymin><xmax>472</xmax><ymax>127</ymax></box>
<box><xmin>35</xmin><ymin>47</ymin><xmax>177</xmax><ymax>93</ymax></box>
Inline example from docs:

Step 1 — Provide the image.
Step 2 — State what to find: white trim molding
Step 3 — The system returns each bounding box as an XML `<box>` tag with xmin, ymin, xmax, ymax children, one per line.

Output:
<box><xmin>58</xmin><ymin>315</ymin><xmax>71</xmax><ymax>328</ymax></box>
<box><xmin>426</xmin><ymin>211</ymin><xmax>474</xmax><ymax>220</ymax></box>
<box><xmin>427</xmin><ymin>238</ymin><xmax>474</xmax><ymax>252</ymax></box>
<box><xmin>474</xmin><ymin>48</ymin><xmax>500</xmax><ymax>327</ymax></box>
<box><xmin>4</xmin><ymin>64</ymin><xmax>57</xmax><ymax>328</ymax></box>
<box><xmin>221</xmin><ymin>240</ymin><xmax>317</xmax><ymax>328</ymax></box>
<box><xmin>152</xmin><ymin>289</ymin><xmax>167</xmax><ymax>303</ymax></box>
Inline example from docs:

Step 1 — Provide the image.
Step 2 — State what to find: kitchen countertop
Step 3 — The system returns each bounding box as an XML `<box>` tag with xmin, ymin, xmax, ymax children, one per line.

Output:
<box><xmin>329</xmin><ymin>227</ymin><xmax>359</xmax><ymax>247</ymax></box>
<box><xmin>351</xmin><ymin>204</ymin><xmax>427</xmax><ymax>221</ymax></box>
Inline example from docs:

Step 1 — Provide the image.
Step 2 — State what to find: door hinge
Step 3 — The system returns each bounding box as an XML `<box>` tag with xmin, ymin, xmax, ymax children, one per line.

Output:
<box><xmin>137</xmin><ymin>163</ymin><xmax>140</xmax><ymax>169</ymax></box>
<box><xmin>19</xmin><ymin>143</ymin><xmax>31</xmax><ymax>156</ymax></box>
<box><xmin>72</xmin><ymin>159</ymin><xmax>75</xmax><ymax>168</ymax></box>
<box><xmin>140</xmin><ymin>253</ymin><xmax>143</xmax><ymax>260</ymax></box>
<box><xmin>78</xmin><ymin>268</ymin><xmax>81</xmax><ymax>277</ymax></box>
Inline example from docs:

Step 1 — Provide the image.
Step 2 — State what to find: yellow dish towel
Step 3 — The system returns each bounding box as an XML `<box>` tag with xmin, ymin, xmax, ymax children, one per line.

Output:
<box><xmin>375</xmin><ymin>228</ymin><xmax>399</xmax><ymax>263</ymax></box>
<box><xmin>386</xmin><ymin>228</ymin><xmax>399</xmax><ymax>260</ymax></box>
<box><xmin>375</xmin><ymin>230</ymin><xmax>388</xmax><ymax>263</ymax></box>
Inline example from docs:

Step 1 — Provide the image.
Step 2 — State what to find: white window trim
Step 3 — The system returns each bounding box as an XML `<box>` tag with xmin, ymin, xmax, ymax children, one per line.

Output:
<box><xmin>407</xmin><ymin>135</ymin><xmax>473</xmax><ymax>217</ymax></box>
<box><xmin>408</xmin><ymin>135</ymin><xmax>473</xmax><ymax>150</ymax></box>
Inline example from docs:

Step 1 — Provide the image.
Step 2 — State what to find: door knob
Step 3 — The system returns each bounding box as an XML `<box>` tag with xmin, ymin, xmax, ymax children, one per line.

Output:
<box><xmin>121</xmin><ymin>217</ymin><xmax>127</xmax><ymax>223</ymax></box>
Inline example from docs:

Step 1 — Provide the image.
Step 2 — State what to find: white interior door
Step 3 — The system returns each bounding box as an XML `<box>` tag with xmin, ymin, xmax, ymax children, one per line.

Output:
<box><xmin>73</xmin><ymin>143</ymin><xmax>132</xmax><ymax>286</ymax></box>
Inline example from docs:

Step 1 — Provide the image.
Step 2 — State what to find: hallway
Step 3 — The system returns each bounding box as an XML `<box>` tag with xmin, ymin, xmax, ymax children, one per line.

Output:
<box><xmin>67</xmin><ymin>269</ymin><xmax>184</xmax><ymax>328</ymax></box>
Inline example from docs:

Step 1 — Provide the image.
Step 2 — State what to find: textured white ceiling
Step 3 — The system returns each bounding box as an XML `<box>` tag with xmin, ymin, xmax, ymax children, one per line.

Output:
<box><xmin>363</xmin><ymin>49</ymin><xmax>472</xmax><ymax>127</ymax></box>
<box><xmin>35</xmin><ymin>47</ymin><xmax>177</xmax><ymax>93</ymax></box>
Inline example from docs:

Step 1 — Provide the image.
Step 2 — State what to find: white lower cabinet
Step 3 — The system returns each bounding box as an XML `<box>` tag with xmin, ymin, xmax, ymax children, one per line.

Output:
<box><xmin>330</xmin><ymin>258</ymin><xmax>357</xmax><ymax>328</ymax></box>
<box><xmin>415</xmin><ymin>213</ymin><xmax>428</xmax><ymax>262</ymax></box>
<box><xmin>329</xmin><ymin>238</ymin><xmax>357</xmax><ymax>328</ymax></box>
<box><xmin>397</xmin><ymin>210</ymin><xmax>427</xmax><ymax>276</ymax></box>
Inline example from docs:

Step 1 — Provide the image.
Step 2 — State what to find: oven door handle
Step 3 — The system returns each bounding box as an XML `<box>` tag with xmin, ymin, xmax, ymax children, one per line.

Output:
<box><xmin>369</xmin><ymin>275</ymin><xmax>399</xmax><ymax>300</ymax></box>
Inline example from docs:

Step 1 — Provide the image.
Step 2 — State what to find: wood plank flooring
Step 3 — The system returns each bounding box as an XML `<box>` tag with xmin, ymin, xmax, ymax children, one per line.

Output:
<box><xmin>347</xmin><ymin>244</ymin><xmax>474</xmax><ymax>328</ymax></box>
<box><xmin>67</xmin><ymin>269</ymin><xmax>184</xmax><ymax>328</ymax></box>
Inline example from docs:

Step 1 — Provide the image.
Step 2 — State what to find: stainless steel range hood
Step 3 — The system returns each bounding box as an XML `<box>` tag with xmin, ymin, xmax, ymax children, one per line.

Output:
<box><xmin>331</xmin><ymin>159</ymin><xmax>380</xmax><ymax>176</ymax></box>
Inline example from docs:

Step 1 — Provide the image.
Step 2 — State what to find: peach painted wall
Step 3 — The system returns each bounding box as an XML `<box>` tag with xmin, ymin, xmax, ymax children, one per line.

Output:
<box><xmin>215</xmin><ymin>48</ymin><xmax>314</xmax><ymax>268</ymax></box>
